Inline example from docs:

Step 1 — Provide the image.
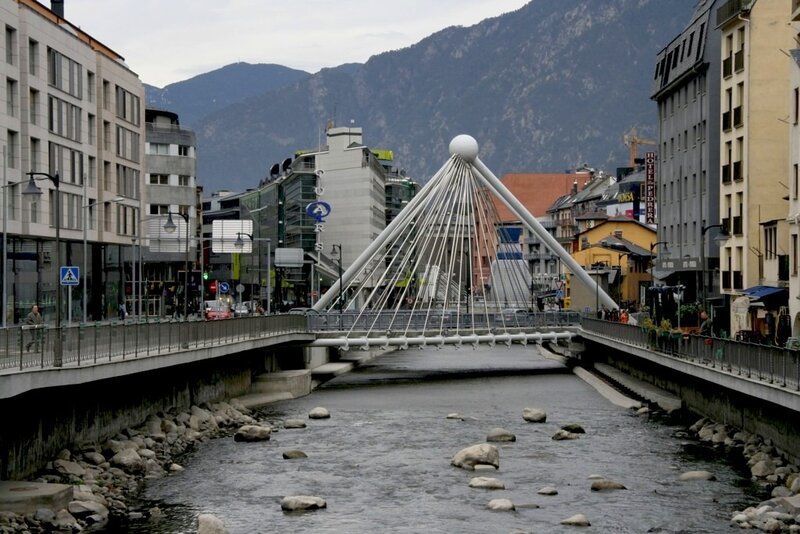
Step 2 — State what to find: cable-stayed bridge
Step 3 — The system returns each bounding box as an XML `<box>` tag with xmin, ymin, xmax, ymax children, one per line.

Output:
<box><xmin>309</xmin><ymin>135</ymin><xmax>614</xmax><ymax>349</ymax></box>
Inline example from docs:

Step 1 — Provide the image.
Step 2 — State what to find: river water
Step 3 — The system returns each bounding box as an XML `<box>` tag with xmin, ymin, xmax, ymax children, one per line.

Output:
<box><xmin>118</xmin><ymin>346</ymin><xmax>764</xmax><ymax>533</ymax></box>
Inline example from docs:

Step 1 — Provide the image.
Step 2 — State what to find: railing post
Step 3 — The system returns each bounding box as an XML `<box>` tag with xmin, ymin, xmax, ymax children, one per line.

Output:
<box><xmin>93</xmin><ymin>322</ymin><xmax>98</xmax><ymax>364</ymax></box>
<box><xmin>77</xmin><ymin>324</ymin><xmax>82</xmax><ymax>366</ymax></box>
<box><xmin>18</xmin><ymin>326</ymin><xmax>23</xmax><ymax>370</ymax></box>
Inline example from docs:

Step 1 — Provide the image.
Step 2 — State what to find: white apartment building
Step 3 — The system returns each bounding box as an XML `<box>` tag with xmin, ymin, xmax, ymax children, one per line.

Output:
<box><xmin>0</xmin><ymin>0</ymin><xmax>144</xmax><ymax>324</ymax></box>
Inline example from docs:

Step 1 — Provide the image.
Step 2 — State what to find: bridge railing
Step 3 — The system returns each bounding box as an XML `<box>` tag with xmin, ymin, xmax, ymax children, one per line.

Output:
<box><xmin>0</xmin><ymin>315</ymin><xmax>308</xmax><ymax>372</ymax></box>
<box><xmin>581</xmin><ymin>317</ymin><xmax>800</xmax><ymax>391</ymax></box>
<box><xmin>308</xmin><ymin>310</ymin><xmax>582</xmax><ymax>332</ymax></box>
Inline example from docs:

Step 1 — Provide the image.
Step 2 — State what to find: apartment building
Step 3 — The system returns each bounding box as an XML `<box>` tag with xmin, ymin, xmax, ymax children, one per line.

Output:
<box><xmin>788</xmin><ymin>1</ymin><xmax>800</xmax><ymax>335</ymax></box>
<box><xmin>140</xmin><ymin>107</ymin><xmax>198</xmax><ymax>317</ymax></box>
<box><xmin>0</xmin><ymin>0</ymin><xmax>144</xmax><ymax>324</ymax></box>
<box><xmin>650</xmin><ymin>0</ymin><xmax>722</xmax><ymax>307</ymax></box>
<box><xmin>716</xmin><ymin>0</ymin><xmax>792</xmax><ymax>333</ymax></box>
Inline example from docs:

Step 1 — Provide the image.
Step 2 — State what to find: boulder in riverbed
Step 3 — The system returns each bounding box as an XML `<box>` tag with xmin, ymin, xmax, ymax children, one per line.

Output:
<box><xmin>469</xmin><ymin>477</ymin><xmax>505</xmax><ymax>489</ymax></box>
<box><xmin>197</xmin><ymin>513</ymin><xmax>229</xmax><ymax>534</ymax></box>
<box><xmin>561</xmin><ymin>513</ymin><xmax>591</xmax><ymax>526</ymax></box>
<box><xmin>282</xmin><ymin>450</ymin><xmax>308</xmax><ymax>459</ymax></box>
<box><xmin>233</xmin><ymin>424</ymin><xmax>271</xmax><ymax>442</ymax></box>
<box><xmin>451</xmin><ymin>443</ymin><xmax>500</xmax><ymax>470</ymax></box>
<box><xmin>561</xmin><ymin>423</ymin><xmax>585</xmax><ymax>434</ymax></box>
<box><xmin>590</xmin><ymin>479</ymin><xmax>627</xmax><ymax>491</ymax></box>
<box><xmin>538</xmin><ymin>486</ymin><xmax>558</xmax><ymax>495</ymax></box>
<box><xmin>284</xmin><ymin>419</ymin><xmax>307</xmax><ymax>429</ymax></box>
<box><xmin>486</xmin><ymin>428</ymin><xmax>516</xmax><ymax>442</ymax></box>
<box><xmin>280</xmin><ymin>495</ymin><xmax>327</xmax><ymax>511</ymax></box>
<box><xmin>522</xmin><ymin>407</ymin><xmax>546</xmax><ymax>423</ymax></box>
<box><xmin>487</xmin><ymin>498</ymin><xmax>515</xmax><ymax>511</ymax></box>
<box><xmin>552</xmin><ymin>429</ymin><xmax>580</xmax><ymax>440</ymax></box>
<box><xmin>678</xmin><ymin>470</ymin><xmax>716</xmax><ymax>481</ymax></box>
<box><xmin>308</xmin><ymin>407</ymin><xmax>331</xmax><ymax>419</ymax></box>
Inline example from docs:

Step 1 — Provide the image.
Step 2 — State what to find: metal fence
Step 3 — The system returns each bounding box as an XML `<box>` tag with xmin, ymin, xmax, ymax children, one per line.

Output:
<box><xmin>308</xmin><ymin>310</ymin><xmax>582</xmax><ymax>333</ymax></box>
<box><xmin>0</xmin><ymin>315</ymin><xmax>308</xmax><ymax>372</ymax></box>
<box><xmin>581</xmin><ymin>317</ymin><xmax>800</xmax><ymax>391</ymax></box>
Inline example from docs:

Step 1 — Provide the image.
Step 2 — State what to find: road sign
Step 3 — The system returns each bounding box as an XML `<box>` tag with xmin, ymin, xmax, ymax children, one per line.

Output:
<box><xmin>236</xmin><ymin>283</ymin><xmax>244</xmax><ymax>294</ymax></box>
<box><xmin>218</xmin><ymin>281</ymin><xmax>230</xmax><ymax>294</ymax></box>
<box><xmin>60</xmin><ymin>266</ymin><xmax>80</xmax><ymax>286</ymax></box>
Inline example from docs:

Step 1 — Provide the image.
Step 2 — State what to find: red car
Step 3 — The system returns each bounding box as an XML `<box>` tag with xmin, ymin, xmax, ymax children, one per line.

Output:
<box><xmin>204</xmin><ymin>300</ymin><xmax>232</xmax><ymax>320</ymax></box>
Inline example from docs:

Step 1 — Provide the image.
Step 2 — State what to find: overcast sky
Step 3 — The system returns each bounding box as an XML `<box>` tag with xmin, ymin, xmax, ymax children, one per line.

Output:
<box><xmin>64</xmin><ymin>0</ymin><xmax>530</xmax><ymax>88</ymax></box>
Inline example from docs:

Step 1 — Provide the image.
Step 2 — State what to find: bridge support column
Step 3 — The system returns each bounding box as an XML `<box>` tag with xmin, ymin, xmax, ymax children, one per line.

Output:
<box><xmin>304</xmin><ymin>346</ymin><xmax>331</xmax><ymax>369</ymax></box>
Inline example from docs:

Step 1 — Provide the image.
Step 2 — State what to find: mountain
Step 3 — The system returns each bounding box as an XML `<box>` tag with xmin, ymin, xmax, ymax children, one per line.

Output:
<box><xmin>145</xmin><ymin>62</ymin><xmax>310</xmax><ymax>126</ymax></box>
<box><xmin>149</xmin><ymin>0</ymin><xmax>697</xmax><ymax>193</ymax></box>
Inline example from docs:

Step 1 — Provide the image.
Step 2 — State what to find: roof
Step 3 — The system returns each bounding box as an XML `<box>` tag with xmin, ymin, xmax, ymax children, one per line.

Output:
<box><xmin>493</xmin><ymin>173</ymin><xmax>576</xmax><ymax>222</ymax></box>
<box><xmin>741</xmin><ymin>286</ymin><xmax>788</xmax><ymax>301</ymax></box>
<box><xmin>593</xmin><ymin>235</ymin><xmax>652</xmax><ymax>257</ymax></box>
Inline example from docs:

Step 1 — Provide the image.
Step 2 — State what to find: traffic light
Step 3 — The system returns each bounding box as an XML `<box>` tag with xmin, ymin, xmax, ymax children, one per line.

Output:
<box><xmin>203</xmin><ymin>271</ymin><xmax>209</xmax><ymax>280</ymax></box>
<box><xmin>209</xmin><ymin>280</ymin><xmax>217</xmax><ymax>293</ymax></box>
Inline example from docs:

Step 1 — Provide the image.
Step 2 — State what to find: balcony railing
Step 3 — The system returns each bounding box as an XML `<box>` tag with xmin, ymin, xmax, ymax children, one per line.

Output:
<box><xmin>733</xmin><ymin>215</ymin><xmax>743</xmax><ymax>235</ymax></box>
<box><xmin>721</xmin><ymin>164</ymin><xmax>731</xmax><ymax>184</ymax></box>
<box><xmin>733</xmin><ymin>106</ymin><xmax>743</xmax><ymax>127</ymax></box>
<box><xmin>723</xmin><ymin>56</ymin><xmax>733</xmax><ymax>77</ymax></box>
<box><xmin>733</xmin><ymin>161</ymin><xmax>742</xmax><ymax>181</ymax></box>
<box><xmin>717</xmin><ymin>0</ymin><xmax>753</xmax><ymax>27</ymax></box>
<box><xmin>734</xmin><ymin>49</ymin><xmax>744</xmax><ymax>72</ymax></box>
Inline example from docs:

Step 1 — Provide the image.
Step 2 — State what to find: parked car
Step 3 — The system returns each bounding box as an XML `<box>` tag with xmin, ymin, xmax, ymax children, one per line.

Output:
<box><xmin>288</xmin><ymin>307</ymin><xmax>318</xmax><ymax>315</ymax></box>
<box><xmin>233</xmin><ymin>302</ymin><xmax>254</xmax><ymax>317</ymax></box>
<box><xmin>204</xmin><ymin>300</ymin><xmax>232</xmax><ymax>320</ymax></box>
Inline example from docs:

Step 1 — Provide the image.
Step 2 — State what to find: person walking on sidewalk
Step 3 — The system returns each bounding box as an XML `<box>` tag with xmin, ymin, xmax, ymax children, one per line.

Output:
<box><xmin>24</xmin><ymin>304</ymin><xmax>43</xmax><ymax>352</ymax></box>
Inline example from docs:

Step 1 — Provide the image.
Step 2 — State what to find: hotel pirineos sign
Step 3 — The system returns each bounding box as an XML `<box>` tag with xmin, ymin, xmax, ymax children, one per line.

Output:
<box><xmin>645</xmin><ymin>151</ymin><xmax>656</xmax><ymax>224</ymax></box>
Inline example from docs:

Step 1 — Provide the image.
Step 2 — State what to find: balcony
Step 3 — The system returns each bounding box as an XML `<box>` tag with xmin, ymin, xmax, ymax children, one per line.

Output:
<box><xmin>733</xmin><ymin>161</ymin><xmax>742</xmax><ymax>181</ymax></box>
<box><xmin>525</xmin><ymin>252</ymin><xmax>554</xmax><ymax>262</ymax></box>
<box><xmin>733</xmin><ymin>106</ymin><xmax>743</xmax><ymax>127</ymax></box>
<box><xmin>734</xmin><ymin>50</ymin><xmax>744</xmax><ymax>72</ymax></box>
<box><xmin>733</xmin><ymin>270</ymin><xmax>743</xmax><ymax>289</ymax></box>
<box><xmin>733</xmin><ymin>215</ymin><xmax>743</xmax><ymax>235</ymax></box>
<box><xmin>721</xmin><ymin>164</ymin><xmax>731</xmax><ymax>184</ymax></box>
<box><xmin>722</xmin><ymin>111</ymin><xmax>731</xmax><ymax>131</ymax></box>
<box><xmin>722</xmin><ymin>56</ymin><xmax>733</xmax><ymax>78</ymax></box>
<box><xmin>717</xmin><ymin>0</ymin><xmax>753</xmax><ymax>27</ymax></box>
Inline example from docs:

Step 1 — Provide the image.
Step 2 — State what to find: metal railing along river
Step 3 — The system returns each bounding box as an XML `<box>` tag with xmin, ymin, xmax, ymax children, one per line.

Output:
<box><xmin>581</xmin><ymin>317</ymin><xmax>800</xmax><ymax>391</ymax></box>
<box><xmin>0</xmin><ymin>315</ymin><xmax>308</xmax><ymax>372</ymax></box>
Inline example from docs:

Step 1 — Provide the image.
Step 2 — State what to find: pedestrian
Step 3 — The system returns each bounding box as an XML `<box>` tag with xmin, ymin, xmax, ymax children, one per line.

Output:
<box><xmin>24</xmin><ymin>304</ymin><xmax>43</xmax><ymax>352</ymax></box>
<box><xmin>118</xmin><ymin>301</ymin><xmax>127</xmax><ymax>321</ymax></box>
<box><xmin>699</xmin><ymin>310</ymin><xmax>713</xmax><ymax>336</ymax></box>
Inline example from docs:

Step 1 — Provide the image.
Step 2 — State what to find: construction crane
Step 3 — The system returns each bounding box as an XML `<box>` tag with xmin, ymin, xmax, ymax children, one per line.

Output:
<box><xmin>623</xmin><ymin>127</ymin><xmax>657</xmax><ymax>167</ymax></box>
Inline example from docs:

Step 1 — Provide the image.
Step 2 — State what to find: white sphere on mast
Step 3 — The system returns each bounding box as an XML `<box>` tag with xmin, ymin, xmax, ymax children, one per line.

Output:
<box><xmin>449</xmin><ymin>135</ymin><xmax>479</xmax><ymax>162</ymax></box>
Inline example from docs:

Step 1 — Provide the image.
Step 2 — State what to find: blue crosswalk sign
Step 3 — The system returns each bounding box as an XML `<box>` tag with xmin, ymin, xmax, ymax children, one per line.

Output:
<box><xmin>60</xmin><ymin>266</ymin><xmax>80</xmax><ymax>286</ymax></box>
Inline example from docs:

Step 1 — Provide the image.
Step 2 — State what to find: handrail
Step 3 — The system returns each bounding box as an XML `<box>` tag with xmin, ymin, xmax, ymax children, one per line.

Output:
<box><xmin>581</xmin><ymin>317</ymin><xmax>799</xmax><ymax>391</ymax></box>
<box><xmin>0</xmin><ymin>314</ymin><xmax>308</xmax><ymax>372</ymax></box>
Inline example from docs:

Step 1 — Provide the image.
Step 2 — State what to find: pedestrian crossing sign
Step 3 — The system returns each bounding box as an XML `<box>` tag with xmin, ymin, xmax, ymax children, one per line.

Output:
<box><xmin>60</xmin><ymin>266</ymin><xmax>80</xmax><ymax>286</ymax></box>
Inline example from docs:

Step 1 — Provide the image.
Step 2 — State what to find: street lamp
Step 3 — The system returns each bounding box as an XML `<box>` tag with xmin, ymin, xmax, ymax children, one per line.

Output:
<box><xmin>700</xmin><ymin>224</ymin><xmax>728</xmax><ymax>310</ymax></box>
<box><xmin>331</xmin><ymin>244</ymin><xmax>343</xmax><ymax>314</ymax></box>
<box><xmin>163</xmin><ymin>211</ymin><xmax>190</xmax><ymax>320</ymax></box>
<box><xmin>82</xmin><ymin>196</ymin><xmax>123</xmax><ymax>323</ymax></box>
<box><xmin>234</xmin><ymin>232</ymin><xmax>272</xmax><ymax>313</ymax></box>
<box><xmin>22</xmin><ymin>171</ymin><xmax>61</xmax><ymax>366</ymax></box>
<box><xmin>1</xmin><ymin>147</ymin><xmax>13</xmax><ymax>328</ymax></box>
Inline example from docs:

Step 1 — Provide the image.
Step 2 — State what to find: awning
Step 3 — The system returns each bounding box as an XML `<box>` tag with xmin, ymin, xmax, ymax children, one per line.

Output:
<box><xmin>741</xmin><ymin>285</ymin><xmax>786</xmax><ymax>300</ymax></box>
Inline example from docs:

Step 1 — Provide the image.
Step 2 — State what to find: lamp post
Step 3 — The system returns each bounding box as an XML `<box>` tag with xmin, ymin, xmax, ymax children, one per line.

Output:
<box><xmin>22</xmin><ymin>171</ymin><xmax>61</xmax><ymax>366</ymax></box>
<box><xmin>163</xmin><ymin>211</ymin><xmax>190</xmax><ymax>320</ymax></box>
<box><xmin>700</xmin><ymin>224</ymin><xmax>727</xmax><ymax>311</ymax></box>
<box><xmin>331</xmin><ymin>244</ymin><xmax>343</xmax><ymax>314</ymax></box>
<box><xmin>2</xmin><ymin>146</ymin><xmax>11</xmax><ymax>328</ymax></box>
<box><xmin>234</xmin><ymin>232</ymin><xmax>272</xmax><ymax>312</ymax></box>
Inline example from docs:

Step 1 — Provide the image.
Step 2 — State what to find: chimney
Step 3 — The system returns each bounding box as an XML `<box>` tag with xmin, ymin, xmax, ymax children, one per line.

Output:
<box><xmin>571</xmin><ymin>179</ymin><xmax>578</xmax><ymax>195</ymax></box>
<box><xmin>51</xmin><ymin>0</ymin><xmax>64</xmax><ymax>18</ymax></box>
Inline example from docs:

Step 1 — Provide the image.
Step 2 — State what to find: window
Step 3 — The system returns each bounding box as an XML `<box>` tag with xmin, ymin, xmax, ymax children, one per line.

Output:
<box><xmin>47</xmin><ymin>48</ymin><xmax>82</xmax><ymax>98</ymax></box>
<box><xmin>6</xmin><ymin>78</ymin><xmax>17</xmax><ymax>117</ymax></box>
<box><xmin>30</xmin><ymin>137</ymin><xmax>40</xmax><ymax>171</ymax></box>
<box><xmin>149</xmin><ymin>204</ymin><xmax>169</xmax><ymax>215</ymax></box>
<box><xmin>150</xmin><ymin>143</ymin><xmax>169</xmax><ymax>155</ymax></box>
<box><xmin>88</xmin><ymin>156</ymin><xmax>96</xmax><ymax>188</ymax></box>
<box><xmin>115</xmin><ymin>126</ymin><xmax>140</xmax><ymax>162</ymax></box>
<box><xmin>794</xmin><ymin>234</ymin><xmax>798</xmax><ymax>276</ymax></box>
<box><xmin>178</xmin><ymin>175</ymin><xmax>190</xmax><ymax>186</ymax></box>
<box><xmin>86</xmin><ymin>71</ymin><xmax>95</xmax><ymax>103</ymax></box>
<box><xmin>87</xmin><ymin>114</ymin><xmax>96</xmax><ymax>145</ymax></box>
<box><xmin>116</xmin><ymin>164</ymin><xmax>139</xmax><ymax>199</ymax></box>
<box><xmin>765</xmin><ymin>225</ymin><xmax>777</xmax><ymax>260</ymax></box>
<box><xmin>178</xmin><ymin>145</ymin><xmax>190</xmax><ymax>156</ymax></box>
<box><xmin>149</xmin><ymin>173</ymin><xmax>169</xmax><ymax>185</ymax></box>
<box><xmin>29</xmin><ymin>89</ymin><xmax>39</xmax><ymax>125</ymax></box>
<box><xmin>794</xmin><ymin>164</ymin><xmax>799</xmax><ymax>200</ymax></box>
<box><xmin>5</xmin><ymin>26</ymin><xmax>16</xmax><ymax>65</ymax></box>
<box><xmin>47</xmin><ymin>95</ymin><xmax>81</xmax><ymax>141</ymax></box>
<box><xmin>115</xmin><ymin>85</ymin><xmax>140</xmax><ymax>125</ymax></box>
<box><xmin>28</xmin><ymin>39</ymin><xmax>38</xmax><ymax>75</ymax></box>
<box><xmin>7</xmin><ymin>130</ymin><xmax>17</xmax><ymax>169</ymax></box>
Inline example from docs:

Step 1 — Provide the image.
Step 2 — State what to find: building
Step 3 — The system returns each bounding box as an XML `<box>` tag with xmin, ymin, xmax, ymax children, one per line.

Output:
<box><xmin>786</xmin><ymin>3</ymin><xmax>800</xmax><ymax>337</ymax></box>
<box><xmin>139</xmin><ymin>107</ymin><xmax>199</xmax><ymax>317</ymax></box>
<box><xmin>650</xmin><ymin>0</ymin><xmax>722</xmax><ymax>308</ymax></box>
<box><xmin>0</xmin><ymin>0</ymin><xmax>144</xmax><ymax>324</ymax></box>
<box><xmin>716</xmin><ymin>0</ymin><xmax>791</xmax><ymax>336</ymax></box>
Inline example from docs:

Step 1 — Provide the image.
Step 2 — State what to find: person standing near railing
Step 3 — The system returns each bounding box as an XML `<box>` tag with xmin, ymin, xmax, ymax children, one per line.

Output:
<box><xmin>24</xmin><ymin>304</ymin><xmax>43</xmax><ymax>352</ymax></box>
<box><xmin>699</xmin><ymin>311</ymin><xmax>713</xmax><ymax>337</ymax></box>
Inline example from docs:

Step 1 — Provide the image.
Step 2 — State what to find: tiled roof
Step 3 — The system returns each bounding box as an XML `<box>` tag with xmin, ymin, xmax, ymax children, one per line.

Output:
<box><xmin>493</xmin><ymin>173</ymin><xmax>576</xmax><ymax>222</ymax></box>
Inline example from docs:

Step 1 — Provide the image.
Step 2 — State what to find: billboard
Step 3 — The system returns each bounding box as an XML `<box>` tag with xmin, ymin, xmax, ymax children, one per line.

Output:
<box><xmin>275</xmin><ymin>247</ymin><xmax>304</xmax><ymax>267</ymax></box>
<box><xmin>212</xmin><ymin>220</ymin><xmax>253</xmax><ymax>253</ymax></box>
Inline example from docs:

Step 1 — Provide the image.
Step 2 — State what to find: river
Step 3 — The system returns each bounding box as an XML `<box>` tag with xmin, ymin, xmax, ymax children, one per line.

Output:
<box><xmin>116</xmin><ymin>345</ymin><xmax>764</xmax><ymax>533</ymax></box>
